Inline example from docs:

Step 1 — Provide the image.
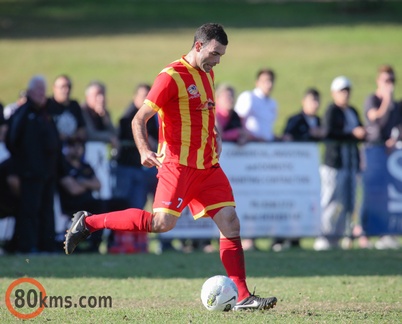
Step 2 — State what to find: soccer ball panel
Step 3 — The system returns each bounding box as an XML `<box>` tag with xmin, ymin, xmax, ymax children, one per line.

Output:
<box><xmin>200</xmin><ymin>275</ymin><xmax>238</xmax><ymax>311</ymax></box>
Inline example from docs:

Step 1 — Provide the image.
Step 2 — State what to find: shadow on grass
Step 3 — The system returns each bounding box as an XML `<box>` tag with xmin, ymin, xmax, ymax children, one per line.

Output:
<box><xmin>1</xmin><ymin>249</ymin><xmax>400</xmax><ymax>279</ymax></box>
<box><xmin>1</xmin><ymin>0</ymin><xmax>402</xmax><ymax>39</ymax></box>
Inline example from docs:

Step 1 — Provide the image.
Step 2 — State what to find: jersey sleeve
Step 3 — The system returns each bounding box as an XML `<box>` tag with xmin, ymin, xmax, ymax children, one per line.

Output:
<box><xmin>145</xmin><ymin>71</ymin><xmax>178</xmax><ymax>112</ymax></box>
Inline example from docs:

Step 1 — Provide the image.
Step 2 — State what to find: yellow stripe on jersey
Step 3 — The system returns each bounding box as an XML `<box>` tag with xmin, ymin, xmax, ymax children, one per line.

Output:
<box><xmin>187</xmin><ymin>68</ymin><xmax>211</xmax><ymax>169</ymax></box>
<box><xmin>206</xmin><ymin>72</ymin><xmax>219</xmax><ymax>166</ymax></box>
<box><xmin>144</xmin><ymin>99</ymin><xmax>160</xmax><ymax>112</ymax></box>
<box><xmin>165</xmin><ymin>68</ymin><xmax>191</xmax><ymax>165</ymax></box>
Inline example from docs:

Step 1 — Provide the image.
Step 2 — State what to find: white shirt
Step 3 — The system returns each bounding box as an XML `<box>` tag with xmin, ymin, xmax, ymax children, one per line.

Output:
<box><xmin>234</xmin><ymin>88</ymin><xmax>277</xmax><ymax>141</ymax></box>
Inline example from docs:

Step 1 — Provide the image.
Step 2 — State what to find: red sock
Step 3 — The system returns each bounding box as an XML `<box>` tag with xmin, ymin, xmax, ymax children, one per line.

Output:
<box><xmin>220</xmin><ymin>236</ymin><xmax>250</xmax><ymax>302</ymax></box>
<box><xmin>85</xmin><ymin>208</ymin><xmax>153</xmax><ymax>233</ymax></box>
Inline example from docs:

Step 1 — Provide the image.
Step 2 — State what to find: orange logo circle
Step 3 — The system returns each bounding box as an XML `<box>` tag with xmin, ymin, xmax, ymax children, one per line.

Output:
<box><xmin>5</xmin><ymin>278</ymin><xmax>47</xmax><ymax>319</ymax></box>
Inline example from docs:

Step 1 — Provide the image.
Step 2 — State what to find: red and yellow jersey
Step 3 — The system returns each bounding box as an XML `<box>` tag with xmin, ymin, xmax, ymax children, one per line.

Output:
<box><xmin>145</xmin><ymin>56</ymin><xmax>218</xmax><ymax>169</ymax></box>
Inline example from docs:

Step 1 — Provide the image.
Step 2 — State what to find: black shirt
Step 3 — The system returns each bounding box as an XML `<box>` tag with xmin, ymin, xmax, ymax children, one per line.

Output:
<box><xmin>116</xmin><ymin>103</ymin><xmax>158</xmax><ymax>167</ymax></box>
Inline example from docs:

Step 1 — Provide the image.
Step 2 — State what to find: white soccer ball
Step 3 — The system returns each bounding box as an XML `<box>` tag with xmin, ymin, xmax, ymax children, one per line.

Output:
<box><xmin>200</xmin><ymin>275</ymin><xmax>238</xmax><ymax>311</ymax></box>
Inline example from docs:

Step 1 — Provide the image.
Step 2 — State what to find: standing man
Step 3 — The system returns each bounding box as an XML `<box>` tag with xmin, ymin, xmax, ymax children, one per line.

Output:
<box><xmin>282</xmin><ymin>88</ymin><xmax>323</xmax><ymax>142</ymax></box>
<box><xmin>81</xmin><ymin>80</ymin><xmax>118</xmax><ymax>199</ymax></box>
<box><xmin>6</xmin><ymin>75</ymin><xmax>61</xmax><ymax>253</ymax></box>
<box><xmin>48</xmin><ymin>74</ymin><xmax>87</xmax><ymax>143</ymax></box>
<box><xmin>0</xmin><ymin>101</ymin><xmax>6</xmax><ymax>143</ymax></box>
<box><xmin>112</xmin><ymin>83</ymin><xmax>158</xmax><ymax>253</ymax></box>
<box><xmin>234</xmin><ymin>68</ymin><xmax>278</xmax><ymax>142</ymax></box>
<box><xmin>364</xmin><ymin>65</ymin><xmax>400</xmax><ymax>146</ymax></box>
<box><xmin>113</xmin><ymin>83</ymin><xmax>158</xmax><ymax>210</ymax></box>
<box><xmin>364</xmin><ymin>65</ymin><xmax>401</xmax><ymax>250</ymax></box>
<box><xmin>81</xmin><ymin>81</ymin><xmax>118</xmax><ymax>148</ymax></box>
<box><xmin>234</xmin><ymin>68</ymin><xmax>278</xmax><ymax>251</ymax></box>
<box><xmin>314</xmin><ymin>76</ymin><xmax>366</xmax><ymax>251</ymax></box>
<box><xmin>64</xmin><ymin>23</ymin><xmax>277</xmax><ymax>311</ymax></box>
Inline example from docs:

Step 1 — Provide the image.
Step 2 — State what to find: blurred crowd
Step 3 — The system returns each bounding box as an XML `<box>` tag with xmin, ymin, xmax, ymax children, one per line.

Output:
<box><xmin>0</xmin><ymin>64</ymin><xmax>401</xmax><ymax>254</ymax></box>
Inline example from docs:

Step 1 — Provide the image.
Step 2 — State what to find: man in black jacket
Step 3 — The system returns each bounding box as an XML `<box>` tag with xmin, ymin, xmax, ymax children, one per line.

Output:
<box><xmin>314</xmin><ymin>76</ymin><xmax>366</xmax><ymax>251</ymax></box>
<box><xmin>283</xmin><ymin>88</ymin><xmax>323</xmax><ymax>142</ymax></box>
<box><xmin>6</xmin><ymin>75</ymin><xmax>62</xmax><ymax>253</ymax></box>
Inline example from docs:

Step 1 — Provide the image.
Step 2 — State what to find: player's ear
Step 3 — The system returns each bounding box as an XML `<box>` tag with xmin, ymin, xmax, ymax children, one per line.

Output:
<box><xmin>195</xmin><ymin>41</ymin><xmax>203</xmax><ymax>52</ymax></box>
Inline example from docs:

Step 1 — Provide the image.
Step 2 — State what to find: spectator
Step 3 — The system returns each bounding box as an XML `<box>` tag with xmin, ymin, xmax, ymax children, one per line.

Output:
<box><xmin>234</xmin><ymin>68</ymin><xmax>278</xmax><ymax>142</ymax></box>
<box><xmin>364</xmin><ymin>65</ymin><xmax>399</xmax><ymax>146</ymax></box>
<box><xmin>234</xmin><ymin>69</ymin><xmax>278</xmax><ymax>250</ymax></box>
<box><xmin>59</xmin><ymin>137</ymin><xmax>129</xmax><ymax>252</ymax></box>
<box><xmin>6</xmin><ymin>75</ymin><xmax>62</xmax><ymax>253</ymax></box>
<box><xmin>363</xmin><ymin>64</ymin><xmax>401</xmax><ymax>250</ymax></box>
<box><xmin>113</xmin><ymin>83</ymin><xmax>158</xmax><ymax>208</ymax></box>
<box><xmin>282</xmin><ymin>88</ymin><xmax>324</xmax><ymax>142</ymax></box>
<box><xmin>314</xmin><ymin>76</ymin><xmax>366</xmax><ymax>251</ymax></box>
<box><xmin>81</xmin><ymin>80</ymin><xmax>118</xmax><ymax>148</ymax></box>
<box><xmin>48</xmin><ymin>75</ymin><xmax>87</xmax><ymax>143</ymax></box>
<box><xmin>0</xmin><ymin>157</ymin><xmax>19</xmax><ymax>253</ymax></box>
<box><xmin>215</xmin><ymin>83</ymin><xmax>247</xmax><ymax>144</ymax></box>
<box><xmin>0</xmin><ymin>102</ymin><xmax>6</xmax><ymax>142</ymax></box>
<box><xmin>272</xmin><ymin>88</ymin><xmax>323</xmax><ymax>251</ymax></box>
<box><xmin>0</xmin><ymin>157</ymin><xmax>18</xmax><ymax>219</ymax></box>
<box><xmin>3</xmin><ymin>89</ymin><xmax>27</xmax><ymax>120</ymax></box>
<box><xmin>81</xmin><ymin>80</ymin><xmax>118</xmax><ymax>199</ymax></box>
<box><xmin>112</xmin><ymin>83</ymin><xmax>157</xmax><ymax>253</ymax></box>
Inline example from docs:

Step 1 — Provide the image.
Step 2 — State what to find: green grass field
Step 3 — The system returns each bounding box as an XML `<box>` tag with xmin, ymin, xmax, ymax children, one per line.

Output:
<box><xmin>0</xmin><ymin>248</ymin><xmax>401</xmax><ymax>323</ymax></box>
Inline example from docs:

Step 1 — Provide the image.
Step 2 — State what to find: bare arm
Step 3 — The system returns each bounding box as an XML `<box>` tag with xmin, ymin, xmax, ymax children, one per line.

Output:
<box><xmin>132</xmin><ymin>104</ymin><xmax>162</xmax><ymax>167</ymax></box>
<box><xmin>367</xmin><ymin>97</ymin><xmax>392</xmax><ymax>122</ymax></box>
<box><xmin>367</xmin><ymin>85</ymin><xmax>394</xmax><ymax>122</ymax></box>
<box><xmin>60</xmin><ymin>175</ymin><xmax>101</xmax><ymax>196</ymax></box>
<box><xmin>214</xmin><ymin>125</ymin><xmax>222</xmax><ymax>157</ymax></box>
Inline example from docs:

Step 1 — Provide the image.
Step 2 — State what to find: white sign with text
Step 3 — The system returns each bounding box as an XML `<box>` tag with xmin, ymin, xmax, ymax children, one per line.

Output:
<box><xmin>161</xmin><ymin>142</ymin><xmax>322</xmax><ymax>239</ymax></box>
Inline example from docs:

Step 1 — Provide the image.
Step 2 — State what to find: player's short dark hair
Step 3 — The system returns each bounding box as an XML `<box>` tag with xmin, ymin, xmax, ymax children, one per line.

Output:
<box><xmin>304</xmin><ymin>87</ymin><xmax>320</xmax><ymax>100</ymax></box>
<box><xmin>256</xmin><ymin>68</ymin><xmax>275</xmax><ymax>83</ymax></box>
<box><xmin>193</xmin><ymin>23</ymin><xmax>228</xmax><ymax>48</ymax></box>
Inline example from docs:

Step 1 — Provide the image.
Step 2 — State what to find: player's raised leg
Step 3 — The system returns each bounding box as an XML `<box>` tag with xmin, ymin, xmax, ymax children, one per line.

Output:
<box><xmin>213</xmin><ymin>206</ymin><xmax>277</xmax><ymax>311</ymax></box>
<box><xmin>64</xmin><ymin>209</ymin><xmax>177</xmax><ymax>254</ymax></box>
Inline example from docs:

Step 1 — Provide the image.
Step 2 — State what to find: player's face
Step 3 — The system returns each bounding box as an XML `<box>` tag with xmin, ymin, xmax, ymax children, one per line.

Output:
<box><xmin>196</xmin><ymin>39</ymin><xmax>226</xmax><ymax>73</ymax></box>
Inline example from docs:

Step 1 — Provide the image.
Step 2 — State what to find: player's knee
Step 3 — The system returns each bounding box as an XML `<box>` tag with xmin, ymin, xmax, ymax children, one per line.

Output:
<box><xmin>152</xmin><ymin>213</ymin><xmax>177</xmax><ymax>233</ymax></box>
<box><xmin>214</xmin><ymin>207</ymin><xmax>240</xmax><ymax>237</ymax></box>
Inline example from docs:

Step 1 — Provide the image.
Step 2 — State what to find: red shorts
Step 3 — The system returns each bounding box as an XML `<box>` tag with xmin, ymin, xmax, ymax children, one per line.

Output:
<box><xmin>153</xmin><ymin>163</ymin><xmax>235</xmax><ymax>219</ymax></box>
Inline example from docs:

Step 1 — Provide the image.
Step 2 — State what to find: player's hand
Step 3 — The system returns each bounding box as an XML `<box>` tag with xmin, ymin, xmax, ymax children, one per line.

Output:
<box><xmin>141</xmin><ymin>150</ymin><xmax>163</xmax><ymax>168</ymax></box>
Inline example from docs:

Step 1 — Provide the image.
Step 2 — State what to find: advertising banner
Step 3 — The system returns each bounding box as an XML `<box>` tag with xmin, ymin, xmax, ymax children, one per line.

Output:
<box><xmin>160</xmin><ymin>142</ymin><xmax>322</xmax><ymax>239</ymax></box>
<box><xmin>361</xmin><ymin>145</ymin><xmax>402</xmax><ymax>235</ymax></box>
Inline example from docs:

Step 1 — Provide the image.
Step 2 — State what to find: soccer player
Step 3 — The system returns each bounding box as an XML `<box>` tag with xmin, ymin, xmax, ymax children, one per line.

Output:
<box><xmin>64</xmin><ymin>23</ymin><xmax>277</xmax><ymax>311</ymax></box>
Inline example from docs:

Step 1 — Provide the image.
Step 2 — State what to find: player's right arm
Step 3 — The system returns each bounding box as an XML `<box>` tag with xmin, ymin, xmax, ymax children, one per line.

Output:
<box><xmin>132</xmin><ymin>104</ymin><xmax>162</xmax><ymax>168</ymax></box>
